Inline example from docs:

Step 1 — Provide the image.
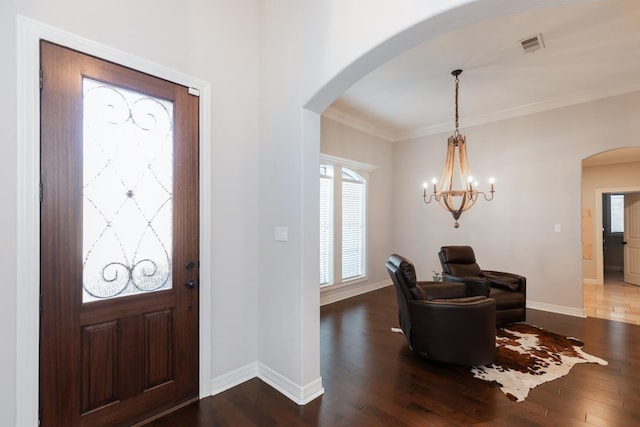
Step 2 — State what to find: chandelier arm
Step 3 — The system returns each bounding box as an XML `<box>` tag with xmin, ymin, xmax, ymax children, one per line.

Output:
<box><xmin>479</xmin><ymin>191</ymin><xmax>495</xmax><ymax>202</ymax></box>
<box><xmin>423</xmin><ymin>193</ymin><xmax>439</xmax><ymax>204</ymax></box>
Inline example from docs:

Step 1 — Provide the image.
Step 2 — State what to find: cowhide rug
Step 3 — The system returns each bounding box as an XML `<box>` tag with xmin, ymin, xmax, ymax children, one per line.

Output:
<box><xmin>471</xmin><ymin>323</ymin><xmax>608</xmax><ymax>402</ymax></box>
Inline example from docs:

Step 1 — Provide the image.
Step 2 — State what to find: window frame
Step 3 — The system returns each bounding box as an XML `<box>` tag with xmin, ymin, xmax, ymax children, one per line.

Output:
<box><xmin>319</xmin><ymin>154</ymin><xmax>376</xmax><ymax>289</ymax></box>
<box><xmin>319</xmin><ymin>165</ymin><xmax>334</xmax><ymax>286</ymax></box>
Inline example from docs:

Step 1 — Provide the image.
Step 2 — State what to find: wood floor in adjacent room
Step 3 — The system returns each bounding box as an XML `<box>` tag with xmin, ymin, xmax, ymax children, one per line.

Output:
<box><xmin>584</xmin><ymin>270</ymin><xmax>640</xmax><ymax>326</ymax></box>
<box><xmin>148</xmin><ymin>286</ymin><xmax>640</xmax><ymax>426</ymax></box>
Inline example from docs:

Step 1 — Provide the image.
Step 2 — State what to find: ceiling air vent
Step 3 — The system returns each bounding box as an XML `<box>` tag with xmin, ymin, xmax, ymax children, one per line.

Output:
<box><xmin>520</xmin><ymin>33</ymin><xmax>545</xmax><ymax>53</ymax></box>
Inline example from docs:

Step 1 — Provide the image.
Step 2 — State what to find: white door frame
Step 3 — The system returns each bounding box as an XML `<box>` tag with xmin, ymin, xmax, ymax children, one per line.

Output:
<box><xmin>16</xmin><ymin>16</ymin><xmax>213</xmax><ymax>426</ymax></box>
<box><xmin>594</xmin><ymin>186</ymin><xmax>640</xmax><ymax>284</ymax></box>
<box><xmin>623</xmin><ymin>192</ymin><xmax>640</xmax><ymax>285</ymax></box>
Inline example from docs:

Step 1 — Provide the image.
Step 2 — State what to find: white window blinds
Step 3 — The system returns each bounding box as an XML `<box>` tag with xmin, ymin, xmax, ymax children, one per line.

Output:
<box><xmin>341</xmin><ymin>169</ymin><xmax>365</xmax><ymax>281</ymax></box>
<box><xmin>610</xmin><ymin>194</ymin><xmax>624</xmax><ymax>234</ymax></box>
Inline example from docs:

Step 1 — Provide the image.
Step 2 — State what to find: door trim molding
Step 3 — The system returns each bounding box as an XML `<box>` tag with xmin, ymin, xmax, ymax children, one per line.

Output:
<box><xmin>16</xmin><ymin>15</ymin><xmax>213</xmax><ymax>426</ymax></box>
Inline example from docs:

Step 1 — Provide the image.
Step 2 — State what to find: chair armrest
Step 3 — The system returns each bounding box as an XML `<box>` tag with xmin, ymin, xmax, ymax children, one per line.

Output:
<box><xmin>483</xmin><ymin>270</ymin><xmax>525</xmax><ymax>281</ymax></box>
<box><xmin>483</xmin><ymin>270</ymin><xmax>526</xmax><ymax>294</ymax></box>
<box><xmin>441</xmin><ymin>273</ymin><xmax>490</xmax><ymax>297</ymax></box>
<box><xmin>415</xmin><ymin>281</ymin><xmax>466</xmax><ymax>300</ymax></box>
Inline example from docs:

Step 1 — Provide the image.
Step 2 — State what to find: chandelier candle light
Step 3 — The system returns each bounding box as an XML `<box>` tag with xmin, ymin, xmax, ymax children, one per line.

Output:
<box><xmin>423</xmin><ymin>69</ymin><xmax>494</xmax><ymax>228</ymax></box>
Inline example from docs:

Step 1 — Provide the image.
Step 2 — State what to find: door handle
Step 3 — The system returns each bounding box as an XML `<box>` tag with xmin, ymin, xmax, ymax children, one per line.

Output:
<box><xmin>622</xmin><ymin>241</ymin><xmax>627</xmax><ymax>245</ymax></box>
<box><xmin>185</xmin><ymin>279</ymin><xmax>198</xmax><ymax>289</ymax></box>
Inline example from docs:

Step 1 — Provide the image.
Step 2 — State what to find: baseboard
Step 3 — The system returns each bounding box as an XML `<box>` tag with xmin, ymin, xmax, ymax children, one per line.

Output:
<box><xmin>210</xmin><ymin>363</ymin><xmax>258</xmax><ymax>396</ymax></box>
<box><xmin>583</xmin><ymin>278</ymin><xmax>599</xmax><ymax>285</ymax></box>
<box><xmin>320</xmin><ymin>279</ymin><xmax>392</xmax><ymax>306</ymax></box>
<box><xmin>604</xmin><ymin>265</ymin><xmax>623</xmax><ymax>272</ymax></box>
<box><xmin>527</xmin><ymin>300</ymin><xmax>586</xmax><ymax>318</ymax></box>
<box><xmin>257</xmin><ymin>363</ymin><xmax>325</xmax><ymax>405</ymax></box>
<box><xmin>211</xmin><ymin>362</ymin><xmax>324</xmax><ymax>405</ymax></box>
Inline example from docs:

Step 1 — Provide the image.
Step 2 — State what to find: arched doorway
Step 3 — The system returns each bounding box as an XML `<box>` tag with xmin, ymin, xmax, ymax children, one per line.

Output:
<box><xmin>582</xmin><ymin>147</ymin><xmax>640</xmax><ymax>324</ymax></box>
<box><xmin>302</xmin><ymin>0</ymin><xmax>599</xmax><ymax>397</ymax></box>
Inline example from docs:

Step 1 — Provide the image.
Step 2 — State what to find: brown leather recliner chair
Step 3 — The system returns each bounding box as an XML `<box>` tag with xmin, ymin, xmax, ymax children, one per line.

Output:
<box><xmin>386</xmin><ymin>254</ymin><xmax>496</xmax><ymax>365</ymax></box>
<box><xmin>438</xmin><ymin>246</ymin><xmax>526</xmax><ymax>325</ymax></box>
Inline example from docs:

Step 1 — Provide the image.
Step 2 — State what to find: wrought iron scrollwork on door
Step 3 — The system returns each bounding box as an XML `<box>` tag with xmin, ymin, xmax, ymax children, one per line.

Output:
<box><xmin>81</xmin><ymin>78</ymin><xmax>174</xmax><ymax>302</ymax></box>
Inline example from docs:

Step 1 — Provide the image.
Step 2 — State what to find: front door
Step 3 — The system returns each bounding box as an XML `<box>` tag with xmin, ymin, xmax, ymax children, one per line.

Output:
<box><xmin>624</xmin><ymin>193</ymin><xmax>640</xmax><ymax>286</ymax></box>
<box><xmin>40</xmin><ymin>41</ymin><xmax>200</xmax><ymax>426</ymax></box>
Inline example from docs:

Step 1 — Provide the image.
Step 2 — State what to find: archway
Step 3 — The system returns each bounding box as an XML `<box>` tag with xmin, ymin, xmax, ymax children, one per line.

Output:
<box><xmin>582</xmin><ymin>147</ymin><xmax>640</xmax><ymax>324</ymax></box>
<box><xmin>300</xmin><ymin>0</ymin><xmax>595</xmax><ymax>400</ymax></box>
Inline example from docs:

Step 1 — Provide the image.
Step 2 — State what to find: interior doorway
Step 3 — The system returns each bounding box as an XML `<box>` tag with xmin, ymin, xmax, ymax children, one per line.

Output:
<box><xmin>593</xmin><ymin>188</ymin><xmax>640</xmax><ymax>286</ymax></box>
<box><xmin>582</xmin><ymin>148</ymin><xmax>640</xmax><ymax>325</ymax></box>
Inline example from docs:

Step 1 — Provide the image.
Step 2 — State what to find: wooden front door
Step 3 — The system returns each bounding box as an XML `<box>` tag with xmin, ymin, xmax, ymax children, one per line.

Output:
<box><xmin>624</xmin><ymin>193</ymin><xmax>640</xmax><ymax>286</ymax></box>
<box><xmin>40</xmin><ymin>41</ymin><xmax>200</xmax><ymax>426</ymax></box>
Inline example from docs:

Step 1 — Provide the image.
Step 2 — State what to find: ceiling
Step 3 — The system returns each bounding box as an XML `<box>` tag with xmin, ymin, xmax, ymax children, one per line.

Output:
<box><xmin>323</xmin><ymin>0</ymin><xmax>640</xmax><ymax>144</ymax></box>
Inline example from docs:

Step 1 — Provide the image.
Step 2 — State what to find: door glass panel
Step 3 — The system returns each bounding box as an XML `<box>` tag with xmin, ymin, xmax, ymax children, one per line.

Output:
<box><xmin>82</xmin><ymin>78</ymin><xmax>174</xmax><ymax>302</ymax></box>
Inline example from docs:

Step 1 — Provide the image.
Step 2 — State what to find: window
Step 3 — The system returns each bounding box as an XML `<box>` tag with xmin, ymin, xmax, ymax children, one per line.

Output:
<box><xmin>341</xmin><ymin>168</ymin><xmax>366</xmax><ymax>280</ymax></box>
<box><xmin>610</xmin><ymin>194</ymin><xmax>624</xmax><ymax>234</ymax></box>
<box><xmin>319</xmin><ymin>161</ymin><xmax>368</xmax><ymax>286</ymax></box>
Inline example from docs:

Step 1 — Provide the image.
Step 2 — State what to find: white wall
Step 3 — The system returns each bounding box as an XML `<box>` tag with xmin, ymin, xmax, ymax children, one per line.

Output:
<box><xmin>392</xmin><ymin>90</ymin><xmax>640</xmax><ymax>313</ymax></box>
<box><xmin>320</xmin><ymin>117</ymin><xmax>394</xmax><ymax>301</ymax></box>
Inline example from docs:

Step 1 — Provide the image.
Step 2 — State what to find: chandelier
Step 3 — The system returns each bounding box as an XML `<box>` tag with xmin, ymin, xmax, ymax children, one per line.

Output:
<box><xmin>423</xmin><ymin>69</ymin><xmax>494</xmax><ymax>228</ymax></box>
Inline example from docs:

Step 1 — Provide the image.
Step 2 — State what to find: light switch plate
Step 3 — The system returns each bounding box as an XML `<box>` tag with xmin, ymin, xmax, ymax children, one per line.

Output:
<box><xmin>275</xmin><ymin>226</ymin><xmax>288</xmax><ymax>242</ymax></box>
<box><xmin>554</xmin><ymin>224</ymin><xmax>562</xmax><ymax>233</ymax></box>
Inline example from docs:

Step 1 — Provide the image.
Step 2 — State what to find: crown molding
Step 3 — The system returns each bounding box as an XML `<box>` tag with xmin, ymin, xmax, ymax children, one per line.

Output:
<box><xmin>322</xmin><ymin>107</ymin><xmax>395</xmax><ymax>142</ymax></box>
<box><xmin>397</xmin><ymin>82</ymin><xmax>640</xmax><ymax>141</ymax></box>
<box><xmin>328</xmin><ymin>82</ymin><xmax>640</xmax><ymax>143</ymax></box>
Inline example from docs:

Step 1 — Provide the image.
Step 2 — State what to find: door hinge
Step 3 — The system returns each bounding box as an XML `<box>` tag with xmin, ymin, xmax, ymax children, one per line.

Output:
<box><xmin>39</xmin><ymin>294</ymin><xmax>42</xmax><ymax>316</ymax></box>
<box><xmin>40</xmin><ymin>182</ymin><xmax>43</xmax><ymax>204</ymax></box>
<box><xmin>39</xmin><ymin>69</ymin><xmax>43</xmax><ymax>91</ymax></box>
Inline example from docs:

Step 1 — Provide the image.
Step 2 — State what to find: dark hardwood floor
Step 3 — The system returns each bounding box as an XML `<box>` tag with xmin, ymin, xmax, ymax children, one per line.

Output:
<box><xmin>147</xmin><ymin>286</ymin><xmax>640</xmax><ymax>426</ymax></box>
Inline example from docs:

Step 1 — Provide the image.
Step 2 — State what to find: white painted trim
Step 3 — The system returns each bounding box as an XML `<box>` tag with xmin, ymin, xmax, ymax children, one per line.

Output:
<box><xmin>527</xmin><ymin>300</ymin><xmax>586</xmax><ymax>318</ymax></box>
<box><xmin>322</xmin><ymin>107</ymin><xmax>395</xmax><ymax>142</ymax></box>
<box><xmin>583</xmin><ymin>278</ymin><xmax>599</xmax><ymax>285</ymax></box>
<box><xmin>327</xmin><ymin>83</ymin><xmax>640</xmax><ymax>143</ymax></box>
<box><xmin>257</xmin><ymin>363</ymin><xmax>325</xmax><ymax>405</ymax></box>
<box><xmin>320</xmin><ymin>279</ymin><xmax>392</xmax><ymax>306</ymax></box>
<box><xmin>198</xmin><ymin>82</ymin><xmax>213</xmax><ymax>400</ymax></box>
<box><xmin>211</xmin><ymin>363</ymin><xmax>259</xmax><ymax>396</ymax></box>
<box><xmin>16</xmin><ymin>16</ymin><xmax>41</xmax><ymax>427</ymax></box>
<box><xmin>319</xmin><ymin>153</ymin><xmax>378</xmax><ymax>173</ymax></box>
<box><xmin>16</xmin><ymin>16</ymin><xmax>213</xmax><ymax>426</ymax></box>
<box><xmin>209</xmin><ymin>362</ymin><xmax>324</xmax><ymax>405</ymax></box>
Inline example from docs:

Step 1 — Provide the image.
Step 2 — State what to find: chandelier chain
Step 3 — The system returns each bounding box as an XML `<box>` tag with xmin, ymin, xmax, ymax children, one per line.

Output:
<box><xmin>454</xmin><ymin>74</ymin><xmax>460</xmax><ymax>136</ymax></box>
